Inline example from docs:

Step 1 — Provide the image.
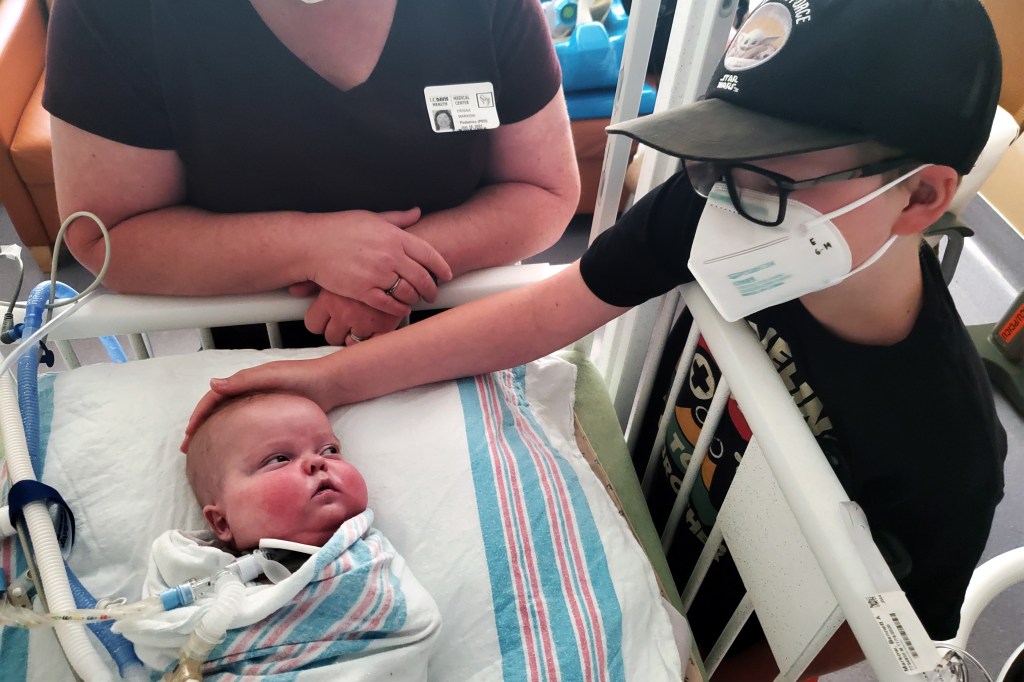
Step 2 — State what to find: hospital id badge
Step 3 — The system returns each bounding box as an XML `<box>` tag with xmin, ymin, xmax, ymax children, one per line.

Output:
<box><xmin>423</xmin><ymin>82</ymin><xmax>500</xmax><ymax>133</ymax></box>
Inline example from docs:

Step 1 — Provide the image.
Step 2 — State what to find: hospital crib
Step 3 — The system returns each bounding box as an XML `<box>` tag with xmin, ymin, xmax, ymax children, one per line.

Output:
<box><xmin>20</xmin><ymin>263</ymin><xmax>1022</xmax><ymax>682</ymax></box>
<box><xmin>5</xmin><ymin>168</ymin><xmax>1023</xmax><ymax>675</ymax></box>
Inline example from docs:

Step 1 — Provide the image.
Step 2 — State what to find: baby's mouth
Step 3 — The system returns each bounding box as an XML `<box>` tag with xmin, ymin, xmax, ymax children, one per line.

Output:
<box><xmin>313</xmin><ymin>480</ymin><xmax>339</xmax><ymax>498</ymax></box>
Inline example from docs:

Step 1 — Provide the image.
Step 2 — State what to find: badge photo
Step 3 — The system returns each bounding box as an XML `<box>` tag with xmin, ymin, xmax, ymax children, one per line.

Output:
<box><xmin>423</xmin><ymin>82</ymin><xmax>500</xmax><ymax>133</ymax></box>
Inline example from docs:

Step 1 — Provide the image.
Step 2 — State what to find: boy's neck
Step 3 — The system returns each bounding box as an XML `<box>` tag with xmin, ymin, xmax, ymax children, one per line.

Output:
<box><xmin>798</xmin><ymin>236</ymin><xmax>925</xmax><ymax>346</ymax></box>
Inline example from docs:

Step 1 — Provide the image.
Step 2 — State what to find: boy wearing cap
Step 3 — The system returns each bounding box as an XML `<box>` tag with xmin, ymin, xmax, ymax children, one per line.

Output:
<box><xmin>188</xmin><ymin>0</ymin><xmax>1007</xmax><ymax>677</ymax></box>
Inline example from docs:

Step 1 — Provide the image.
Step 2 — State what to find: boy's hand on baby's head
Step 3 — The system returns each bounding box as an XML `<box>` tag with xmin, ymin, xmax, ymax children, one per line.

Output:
<box><xmin>181</xmin><ymin>358</ymin><xmax>339</xmax><ymax>453</ymax></box>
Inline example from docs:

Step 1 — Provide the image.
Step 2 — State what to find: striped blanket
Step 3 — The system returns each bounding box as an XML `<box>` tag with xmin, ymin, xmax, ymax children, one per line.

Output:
<box><xmin>114</xmin><ymin>509</ymin><xmax>441</xmax><ymax>680</ymax></box>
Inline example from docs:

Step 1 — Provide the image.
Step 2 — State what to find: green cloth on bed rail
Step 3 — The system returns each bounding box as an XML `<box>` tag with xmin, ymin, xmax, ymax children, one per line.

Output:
<box><xmin>559</xmin><ymin>350</ymin><xmax>683</xmax><ymax>612</ymax></box>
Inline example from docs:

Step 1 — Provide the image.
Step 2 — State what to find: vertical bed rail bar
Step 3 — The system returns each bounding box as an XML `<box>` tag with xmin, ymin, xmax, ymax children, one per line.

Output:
<box><xmin>625</xmin><ymin>289</ymin><xmax>684</xmax><ymax>452</ymax></box>
<box><xmin>634</xmin><ymin>0</ymin><xmax>738</xmax><ymax>195</ymax></box>
<box><xmin>705</xmin><ymin>593</ymin><xmax>754</xmax><ymax>678</ymax></box>
<box><xmin>588</xmin><ymin>0</ymin><xmax>659</xmax><ymax>247</ymax></box>
<box><xmin>55</xmin><ymin>340</ymin><xmax>80</xmax><ymax>369</ymax></box>
<box><xmin>266</xmin><ymin>322</ymin><xmax>283</xmax><ymax>349</ymax></box>
<box><xmin>681</xmin><ymin>523</ymin><xmax>724</xmax><ymax>612</ymax></box>
<box><xmin>589</xmin><ymin>0</ymin><xmax>736</xmax><ymax>425</ymax></box>
<box><xmin>660</xmin><ymin>375</ymin><xmax>730</xmax><ymax>552</ymax></box>
<box><xmin>597</xmin><ymin>298</ymin><xmax>663</xmax><ymax>425</ymax></box>
<box><xmin>641</xmin><ymin>315</ymin><xmax>702</xmax><ymax>493</ymax></box>
<box><xmin>128</xmin><ymin>333</ymin><xmax>150</xmax><ymax>360</ymax></box>
<box><xmin>586</xmin><ymin>0</ymin><xmax>660</xmax><ymax>410</ymax></box>
<box><xmin>199</xmin><ymin>328</ymin><xmax>215</xmax><ymax>350</ymax></box>
<box><xmin>571</xmin><ymin>332</ymin><xmax>594</xmax><ymax>356</ymax></box>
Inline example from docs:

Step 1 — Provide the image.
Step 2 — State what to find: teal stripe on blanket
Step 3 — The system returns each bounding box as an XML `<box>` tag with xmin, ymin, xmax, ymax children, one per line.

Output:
<box><xmin>457</xmin><ymin>367</ymin><xmax>625</xmax><ymax>682</ymax></box>
<box><xmin>0</xmin><ymin>374</ymin><xmax>58</xmax><ymax>682</ymax></box>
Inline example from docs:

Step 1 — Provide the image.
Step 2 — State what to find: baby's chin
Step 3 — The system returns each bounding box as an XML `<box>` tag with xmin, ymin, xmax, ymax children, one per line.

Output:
<box><xmin>236</xmin><ymin>507</ymin><xmax>367</xmax><ymax>552</ymax></box>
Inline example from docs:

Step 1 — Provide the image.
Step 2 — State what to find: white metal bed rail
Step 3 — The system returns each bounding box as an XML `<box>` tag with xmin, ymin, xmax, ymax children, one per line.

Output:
<box><xmin>588</xmin><ymin>0</ymin><xmax>739</xmax><ymax>429</ymax></box>
<box><xmin>34</xmin><ymin>263</ymin><xmax>565</xmax><ymax>367</ymax></box>
<box><xmin>640</xmin><ymin>282</ymin><xmax>939</xmax><ymax>681</ymax></box>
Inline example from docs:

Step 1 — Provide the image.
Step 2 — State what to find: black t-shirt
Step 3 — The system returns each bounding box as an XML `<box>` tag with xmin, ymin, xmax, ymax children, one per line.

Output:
<box><xmin>44</xmin><ymin>0</ymin><xmax>561</xmax><ymax>215</ymax></box>
<box><xmin>581</xmin><ymin>172</ymin><xmax>1007</xmax><ymax>646</ymax></box>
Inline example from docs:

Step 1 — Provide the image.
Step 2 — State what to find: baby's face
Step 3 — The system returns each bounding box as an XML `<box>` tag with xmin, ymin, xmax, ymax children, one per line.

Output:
<box><xmin>203</xmin><ymin>395</ymin><xmax>368</xmax><ymax>551</ymax></box>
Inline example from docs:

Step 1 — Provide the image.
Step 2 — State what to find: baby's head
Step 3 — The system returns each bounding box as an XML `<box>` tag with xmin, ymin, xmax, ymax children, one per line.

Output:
<box><xmin>186</xmin><ymin>392</ymin><xmax>368</xmax><ymax>552</ymax></box>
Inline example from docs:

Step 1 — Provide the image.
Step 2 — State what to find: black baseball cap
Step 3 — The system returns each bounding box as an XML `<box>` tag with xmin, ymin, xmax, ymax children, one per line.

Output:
<box><xmin>608</xmin><ymin>0</ymin><xmax>1002</xmax><ymax>174</ymax></box>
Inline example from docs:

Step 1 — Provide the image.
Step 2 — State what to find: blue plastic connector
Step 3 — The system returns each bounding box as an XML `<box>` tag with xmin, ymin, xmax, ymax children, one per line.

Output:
<box><xmin>159</xmin><ymin>582</ymin><xmax>196</xmax><ymax>611</ymax></box>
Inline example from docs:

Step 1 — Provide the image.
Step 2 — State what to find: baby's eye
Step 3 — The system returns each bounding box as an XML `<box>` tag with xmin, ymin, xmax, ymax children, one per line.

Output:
<box><xmin>261</xmin><ymin>454</ymin><xmax>290</xmax><ymax>467</ymax></box>
<box><xmin>321</xmin><ymin>445</ymin><xmax>341</xmax><ymax>458</ymax></box>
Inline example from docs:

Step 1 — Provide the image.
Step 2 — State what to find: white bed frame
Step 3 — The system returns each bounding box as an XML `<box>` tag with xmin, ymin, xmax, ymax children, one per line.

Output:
<box><xmin>12</xmin><ymin>1</ymin><xmax>1023</xmax><ymax>681</ymax></box>
<box><xmin>38</xmin><ymin>272</ymin><xmax>953</xmax><ymax>682</ymax></box>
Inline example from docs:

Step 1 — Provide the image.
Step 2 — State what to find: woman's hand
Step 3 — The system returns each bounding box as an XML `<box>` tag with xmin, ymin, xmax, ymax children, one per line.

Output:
<box><xmin>301</xmin><ymin>287</ymin><xmax>404</xmax><ymax>345</ymax></box>
<box><xmin>310</xmin><ymin>208</ymin><xmax>452</xmax><ymax>316</ymax></box>
<box><xmin>181</xmin><ymin>357</ymin><xmax>340</xmax><ymax>452</ymax></box>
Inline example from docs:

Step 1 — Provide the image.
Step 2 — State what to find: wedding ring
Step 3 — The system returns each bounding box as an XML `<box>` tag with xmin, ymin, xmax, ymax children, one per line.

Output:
<box><xmin>385</xmin><ymin>277</ymin><xmax>403</xmax><ymax>297</ymax></box>
<box><xmin>348</xmin><ymin>332</ymin><xmax>368</xmax><ymax>343</ymax></box>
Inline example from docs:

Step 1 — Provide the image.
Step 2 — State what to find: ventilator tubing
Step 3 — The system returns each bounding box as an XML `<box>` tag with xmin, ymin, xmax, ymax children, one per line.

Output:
<box><xmin>6</xmin><ymin>281</ymin><xmax>141</xmax><ymax>679</ymax></box>
<box><xmin>0</xmin><ymin>593</ymin><xmax>163</xmax><ymax>628</ymax></box>
<box><xmin>17</xmin><ymin>282</ymin><xmax>124</xmax><ymax>472</ymax></box>
<box><xmin>164</xmin><ymin>571</ymin><xmax>246</xmax><ymax>682</ymax></box>
<box><xmin>0</xmin><ymin>372</ymin><xmax>110</xmax><ymax>681</ymax></box>
<box><xmin>67</xmin><ymin>569</ymin><xmax>148</xmax><ymax>680</ymax></box>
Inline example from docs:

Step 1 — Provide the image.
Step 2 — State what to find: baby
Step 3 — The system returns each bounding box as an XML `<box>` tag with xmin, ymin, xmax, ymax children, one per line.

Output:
<box><xmin>185</xmin><ymin>391</ymin><xmax>368</xmax><ymax>552</ymax></box>
<box><xmin>117</xmin><ymin>392</ymin><xmax>441</xmax><ymax>680</ymax></box>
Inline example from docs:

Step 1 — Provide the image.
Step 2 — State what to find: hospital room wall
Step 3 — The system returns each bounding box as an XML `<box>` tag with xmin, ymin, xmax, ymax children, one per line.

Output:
<box><xmin>979</xmin><ymin>136</ymin><xmax>1024</xmax><ymax>239</ymax></box>
<box><xmin>979</xmin><ymin>0</ymin><xmax>1024</xmax><ymax>238</ymax></box>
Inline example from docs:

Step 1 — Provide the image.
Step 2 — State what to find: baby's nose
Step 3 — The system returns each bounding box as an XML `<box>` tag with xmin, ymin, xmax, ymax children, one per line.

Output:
<box><xmin>305</xmin><ymin>454</ymin><xmax>328</xmax><ymax>474</ymax></box>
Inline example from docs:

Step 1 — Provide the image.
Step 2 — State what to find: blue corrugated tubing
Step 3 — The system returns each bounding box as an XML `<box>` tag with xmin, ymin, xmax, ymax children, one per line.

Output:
<box><xmin>66</xmin><ymin>567</ymin><xmax>145</xmax><ymax>678</ymax></box>
<box><xmin>16</xmin><ymin>281</ymin><xmax>141</xmax><ymax>677</ymax></box>
<box><xmin>18</xmin><ymin>282</ymin><xmax>126</xmax><ymax>473</ymax></box>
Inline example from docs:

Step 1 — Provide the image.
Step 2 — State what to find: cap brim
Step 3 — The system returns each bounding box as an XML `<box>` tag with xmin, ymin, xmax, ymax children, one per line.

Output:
<box><xmin>607</xmin><ymin>98</ymin><xmax>868</xmax><ymax>162</ymax></box>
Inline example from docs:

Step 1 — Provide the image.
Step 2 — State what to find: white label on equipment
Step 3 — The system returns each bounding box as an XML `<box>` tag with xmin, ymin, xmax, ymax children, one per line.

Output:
<box><xmin>865</xmin><ymin>591</ymin><xmax>941</xmax><ymax>675</ymax></box>
<box><xmin>423</xmin><ymin>82</ymin><xmax>499</xmax><ymax>133</ymax></box>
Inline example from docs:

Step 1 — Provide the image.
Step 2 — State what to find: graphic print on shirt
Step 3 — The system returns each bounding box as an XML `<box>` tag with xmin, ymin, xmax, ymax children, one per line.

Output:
<box><xmin>655</xmin><ymin>322</ymin><xmax>843</xmax><ymax>557</ymax></box>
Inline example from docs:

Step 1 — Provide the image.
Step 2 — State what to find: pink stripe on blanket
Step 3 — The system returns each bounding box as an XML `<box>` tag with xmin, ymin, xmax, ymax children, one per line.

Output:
<box><xmin>480</xmin><ymin>374</ymin><xmax>560</xmax><ymax>682</ymax></box>
<box><xmin>501</xmin><ymin>371</ymin><xmax>610</xmax><ymax>680</ymax></box>
<box><xmin>218</xmin><ymin>569</ymin><xmax>336</xmax><ymax>661</ymax></box>
<box><xmin>259</xmin><ymin>536</ymin><xmax>397</xmax><ymax>675</ymax></box>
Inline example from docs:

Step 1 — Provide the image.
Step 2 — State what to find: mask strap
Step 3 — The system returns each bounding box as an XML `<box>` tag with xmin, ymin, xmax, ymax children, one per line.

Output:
<box><xmin>845</xmin><ymin>234</ymin><xmax>899</xmax><ymax>279</ymax></box>
<box><xmin>827</xmin><ymin>164</ymin><xmax>931</xmax><ymax>280</ymax></box>
<box><xmin>813</xmin><ymin>164</ymin><xmax>931</xmax><ymax>224</ymax></box>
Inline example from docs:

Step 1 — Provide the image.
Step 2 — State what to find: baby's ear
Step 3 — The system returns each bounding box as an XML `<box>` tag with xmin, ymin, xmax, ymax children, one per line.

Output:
<box><xmin>203</xmin><ymin>505</ymin><xmax>234</xmax><ymax>544</ymax></box>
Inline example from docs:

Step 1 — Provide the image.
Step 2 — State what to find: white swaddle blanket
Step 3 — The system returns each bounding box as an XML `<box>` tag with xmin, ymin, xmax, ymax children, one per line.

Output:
<box><xmin>114</xmin><ymin>509</ymin><xmax>442</xmax><ymax>680</ymax></box>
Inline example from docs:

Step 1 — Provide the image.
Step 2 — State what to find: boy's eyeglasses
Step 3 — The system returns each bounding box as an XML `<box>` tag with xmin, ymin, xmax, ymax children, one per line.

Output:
<box><xmin>684</xmin><ymin>157</ymin><xmax>915</xmax><ymax>227</ymax></box>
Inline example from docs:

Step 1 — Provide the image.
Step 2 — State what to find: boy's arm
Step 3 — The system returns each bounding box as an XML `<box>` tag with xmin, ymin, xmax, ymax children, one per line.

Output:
<box><xmin>184</xmin><ymin>261</ymin><xmax>628</xmax><ymax>444</ymax></box>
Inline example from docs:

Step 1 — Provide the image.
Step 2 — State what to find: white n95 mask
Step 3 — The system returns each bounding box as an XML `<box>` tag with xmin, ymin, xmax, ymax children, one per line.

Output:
<box><xmin>686</xmin><ymin>165</ymin><xmax>927</xmax><ymax>321</ymax></box>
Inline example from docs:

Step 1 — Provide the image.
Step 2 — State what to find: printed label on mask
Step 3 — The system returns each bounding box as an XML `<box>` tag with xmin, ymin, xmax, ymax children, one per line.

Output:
<box><xmin>688</xmin><ymin>191</ymin><xmax>855</xmax><ymax>321</ymax></box>
<box><xmin>728</xmin><ymin>261</ymin><xmax>790</xmax><ymax>296</ymax></box>
<box><xmin>423</xmin><ymin>82</ymin><xmax>499</xmax><ymax>133</ymax></box>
